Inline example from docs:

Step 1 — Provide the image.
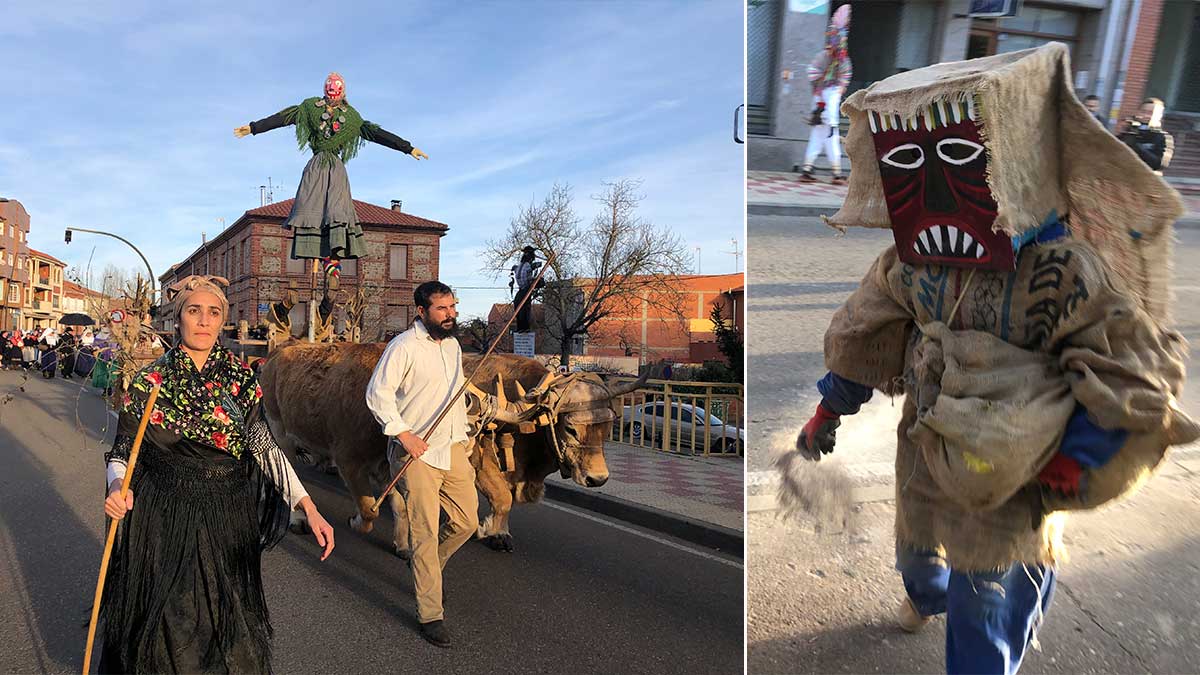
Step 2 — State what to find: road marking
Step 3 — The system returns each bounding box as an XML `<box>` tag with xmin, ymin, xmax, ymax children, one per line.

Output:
<box><xmin>542</xmin><ymin>501</ymin><xmax>743</xmax><ymax>570</ymax></box>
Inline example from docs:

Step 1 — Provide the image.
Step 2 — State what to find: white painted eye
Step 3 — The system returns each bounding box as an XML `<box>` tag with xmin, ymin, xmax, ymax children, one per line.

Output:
<box><xmin>936</xmin><ymin>138</ymin><xmax>984</xmax><ymax>165</ymax></box>
<box><xmin>880</xmin><ymin>143</ymin><xmax>924</xmax><ymax>169</ymax></box>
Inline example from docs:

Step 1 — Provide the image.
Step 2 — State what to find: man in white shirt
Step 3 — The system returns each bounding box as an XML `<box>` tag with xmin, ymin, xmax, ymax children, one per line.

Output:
<box><xmin>364</xmin><ymin>281</ymin><xmax>476</xmax><ymax>648</ymax></box>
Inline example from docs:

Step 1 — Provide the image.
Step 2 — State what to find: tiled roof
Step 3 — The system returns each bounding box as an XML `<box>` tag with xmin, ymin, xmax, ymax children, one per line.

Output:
<box><xmin>243</xmin><ymin>199</ymin><xmax>448</xmax><ymax>230</ymax></box>
<box><xmin>27</xmin><ymin>248</ymin><xmax>67</xmax><ymax>266</ymax></box>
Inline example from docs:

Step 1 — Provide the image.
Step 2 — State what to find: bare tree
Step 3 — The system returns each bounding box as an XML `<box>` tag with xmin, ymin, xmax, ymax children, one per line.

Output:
<box><xmin>482</xmin><ymin>180</ymin><xmax>693</xmax><ymax>368</ymax></box>
<box><xmin>99</xmin><ymin>264</ymin><xmax>142</xmax><ymax>301</ymax></box>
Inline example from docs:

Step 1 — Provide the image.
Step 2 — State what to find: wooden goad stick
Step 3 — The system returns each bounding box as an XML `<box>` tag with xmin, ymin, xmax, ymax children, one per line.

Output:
<box><xmin>82</xmin><ymin>382</ymin><xmax>162</xmax><ymax>674</ymax></box>
<box><xmin>368</xmin><ymin>252</ymin><xmax>556</xmax><ymax>514</ymax></box>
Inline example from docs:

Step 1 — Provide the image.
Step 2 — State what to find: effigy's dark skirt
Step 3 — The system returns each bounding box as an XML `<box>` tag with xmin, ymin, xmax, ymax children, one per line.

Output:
<box><xmin>285</xmin><ymin>151</ymin><xmax>365</xmax><ymax>260</ymax></box>
<box><xmin>98</xmin><ymin>445</ymin><xmax>273</xmax><ymax>674</ymax></box>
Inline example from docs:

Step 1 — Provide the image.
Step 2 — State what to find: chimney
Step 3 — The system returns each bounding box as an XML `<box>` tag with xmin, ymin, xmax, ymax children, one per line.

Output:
<box><xmin>202</xmin><ymin>232</ymin><xmax>207</xmax><ymax>245</ymax></box>
<box><xmin>390</xmin><ymin>199</ymin><xmax>403</xmax><ymax>212</ymax></box>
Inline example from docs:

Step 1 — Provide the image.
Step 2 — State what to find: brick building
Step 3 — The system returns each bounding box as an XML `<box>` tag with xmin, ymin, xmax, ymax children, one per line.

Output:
<box><xmin>159</xmin><ymin>198</ymin><xmax>448</xmax><ymax>339</ymax></box>
<box><xmin>0</xmin><ymin>199</ymin><xmax>31</xmax><ymax>330</ymax></box>
<box><xmin>24</xmin><ymin>248</ymin><xmax>67</xmax><ymax>330</ymax></box>
<box><xmin>488</xmin><ymin>272</ymin><xmax>744</xmax><ymax>366</ymax></box>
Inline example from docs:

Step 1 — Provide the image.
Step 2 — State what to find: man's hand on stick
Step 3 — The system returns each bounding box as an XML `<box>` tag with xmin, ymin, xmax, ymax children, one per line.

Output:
<box><xmin>397</xmin><ymin>430</ymin><xmax>428</xmax><ymax>459</ymax></box>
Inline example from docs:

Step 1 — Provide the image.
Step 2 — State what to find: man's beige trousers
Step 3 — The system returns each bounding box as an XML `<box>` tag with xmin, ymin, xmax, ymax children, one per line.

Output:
<box><xmin>395</xmin><ymin>441</ymin><xmax>479</xmax><ymax>624</ymax></box>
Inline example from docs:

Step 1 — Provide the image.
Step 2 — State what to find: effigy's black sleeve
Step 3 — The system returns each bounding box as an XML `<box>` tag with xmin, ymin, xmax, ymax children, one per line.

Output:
<box><xmin>361</xmin><ymin>121</ymin><xmax>414</xmax><ymax>154</ymax></box>
<box><xmin>249</xmin><ymin>105</ymin><xmax>299</xmax><ymax>135</ymax></box>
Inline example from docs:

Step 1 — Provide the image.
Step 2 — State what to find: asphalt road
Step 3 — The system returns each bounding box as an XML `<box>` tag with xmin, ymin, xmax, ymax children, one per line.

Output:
<box><xmin>0</xmin><ymin>370</ymin><xmax>743</xmax><ymax>674</ymax></box>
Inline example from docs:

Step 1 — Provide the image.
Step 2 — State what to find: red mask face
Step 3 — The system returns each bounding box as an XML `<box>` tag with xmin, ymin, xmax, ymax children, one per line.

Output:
<box><xmin>324</xmin><ymin>75</ymin><xmax>345</xmax><ymax>101</ymax></box>
<box><xmin>870</xmin><ymin>108</ymin><xmax>1014</xmax><ymax>271</ymax></box>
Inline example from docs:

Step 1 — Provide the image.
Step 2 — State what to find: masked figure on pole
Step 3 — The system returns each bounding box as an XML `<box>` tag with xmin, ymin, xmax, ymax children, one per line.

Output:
<box><xmin>513</xmin><ymin>246</ymin><xmax>542</xmax><ymax>333</ymax></box>
<box><xmin>235</xmin><ymin>73</ymin><xmax>429</xmax><ymax>261</ymax></box>
<box><xmin>798</xmin><ymin>4</ymin><xmax>852</xmax><ymax>184</ymax></box>
<box><xmin>792</xmin><ymin>43</ymin><xmax>1198</xmax><ymax>674</ymax></box>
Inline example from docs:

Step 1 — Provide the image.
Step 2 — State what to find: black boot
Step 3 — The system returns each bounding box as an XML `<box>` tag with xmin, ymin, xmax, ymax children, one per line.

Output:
<box><xmin>419</xmin><ymin>620</ymin><xmax>451</xmax><ymax>648</ymax></box>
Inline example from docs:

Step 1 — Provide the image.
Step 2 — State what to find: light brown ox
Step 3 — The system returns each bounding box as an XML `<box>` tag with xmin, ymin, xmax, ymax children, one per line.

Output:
<box><xmin>259</xmin><ymin>341</ymin><xmax>648</xmax><ymax>553</ymax></box>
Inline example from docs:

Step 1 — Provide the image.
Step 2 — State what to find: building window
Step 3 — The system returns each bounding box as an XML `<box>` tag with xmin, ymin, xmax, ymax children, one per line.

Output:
<box><xmin>8</xmin><ymin>283</ymin><xmax>18</xmax><ymax>303</ymax></box>
<box><xmin>341</xmin><ymin>258</ymin><xmax>357</xmax><ymax>277</ymax></box>
<box><xmin>389</xmin><ymin>244</ymin><xmax>408</xmax><ymax>280</ymax></box>
<box><xmin>968</xmin><ymin>7</ymin><xmax>1081</xmax><ymax>59</ymax></box>
<box><xmin>243</xmin><ymin>240</ymin><xmax>250</xmax><ymax>274</ymax></box>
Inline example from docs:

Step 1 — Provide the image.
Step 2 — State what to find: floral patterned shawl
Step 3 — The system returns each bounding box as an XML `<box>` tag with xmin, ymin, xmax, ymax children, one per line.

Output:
<box><xmin>122</xmin><ymin>344</ymin><xmax>263</xmax><ymax>459</ymax></box>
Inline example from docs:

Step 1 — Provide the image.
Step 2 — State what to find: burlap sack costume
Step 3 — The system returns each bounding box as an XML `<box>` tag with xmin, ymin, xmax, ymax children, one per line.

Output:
<box><xmin>823</xmin><ymin>43</ymin><xmax>1199</xmax><ymax>572</ymax></box>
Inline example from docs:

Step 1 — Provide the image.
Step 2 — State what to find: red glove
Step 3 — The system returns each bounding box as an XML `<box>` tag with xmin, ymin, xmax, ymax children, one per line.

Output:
<box><xmin>1038</xmin><ymin>453</ymin><xmax>1083</xmax><ymax>496</ymax></box>
<box><xmin>796</xmin><ymin>403</ymin><xmax>840</xmax><ymax>461</ymax></box>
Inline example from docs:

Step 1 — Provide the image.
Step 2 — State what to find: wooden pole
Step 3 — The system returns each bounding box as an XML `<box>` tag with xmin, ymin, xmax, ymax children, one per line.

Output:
<box><xmin>82</xmin><ymin>383</ymin><xmax>162</xmax><ymax>675</ymax></box>
<box><xmin>369</xmin><ymin>252</ymin><xmax>555</xmax><ymax>513</ymax></box>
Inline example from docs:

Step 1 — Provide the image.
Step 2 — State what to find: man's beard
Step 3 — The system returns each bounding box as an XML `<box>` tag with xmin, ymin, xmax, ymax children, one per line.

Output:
<box><xmin>424</xmin><ymin>317</ymin><xmax>458</xmax><ymax>340</ymax></box>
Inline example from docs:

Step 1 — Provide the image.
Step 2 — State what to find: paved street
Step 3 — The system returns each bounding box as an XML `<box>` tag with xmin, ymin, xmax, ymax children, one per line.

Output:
<box><xmin>0</xmin><ymin>371</ymin><xmax>742</xmax><ymax>674</ymax></box>
<box><xmin>746</xmin><ymin>216</ymin><xmax>1200</xmax><ymax>672</ymax></box>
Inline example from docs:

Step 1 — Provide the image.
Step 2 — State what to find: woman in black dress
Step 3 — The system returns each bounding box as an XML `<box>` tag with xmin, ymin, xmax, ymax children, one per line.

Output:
<box><xmin>99</xmin><ymin>275</ymin><xmax>335</xmax><ymax>673</ymax></box>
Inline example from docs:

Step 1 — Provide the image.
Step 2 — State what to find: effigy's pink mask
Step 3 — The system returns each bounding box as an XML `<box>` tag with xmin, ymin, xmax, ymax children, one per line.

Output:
<box><xmin>869</xmin><ymin>100</ymin><xmax>1016</xmax><ymax>271</ymax></box>
<box><xmin>325</xmin><ymin>77</ymin><xmax>344</xmax><ymax>101</ymax></box>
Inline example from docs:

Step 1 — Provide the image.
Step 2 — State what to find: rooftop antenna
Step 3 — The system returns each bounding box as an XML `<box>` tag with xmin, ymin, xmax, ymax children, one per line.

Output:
<box><xmin>727</xmin><ymin>238</ymin><xmax>742</xmax><ymax>272</ymax></box>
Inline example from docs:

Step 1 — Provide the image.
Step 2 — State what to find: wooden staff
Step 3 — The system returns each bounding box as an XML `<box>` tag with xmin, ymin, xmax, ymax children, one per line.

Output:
<box><xmin>369</xmin><ymin>252</ymin><xmax>555</xmax><ymax>513</ymax></box>
<box><xmin>82</xmin><ymin>383</ymin><xmax>162</xmax><ymax>675</ymax></box>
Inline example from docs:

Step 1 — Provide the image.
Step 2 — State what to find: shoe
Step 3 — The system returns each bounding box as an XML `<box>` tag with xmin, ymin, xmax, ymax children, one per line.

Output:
<box><xmin>830</xmin><ymin>175</ymin><xmax>847</xmax><ymax>186</ymax></box>
<box><xmin>797</xmin><ymin>168</ymin><xmax>819</xmax><ymax>183</ymax></box>
<box><xmin>897</xmin><ymin>596</ymin><xmax>932</xmax><ymax>633</ymax></box>
<box><xmin>419</xmin><ymin>620</ymin><xmax>451</xmax><ymax>648</ymax></box>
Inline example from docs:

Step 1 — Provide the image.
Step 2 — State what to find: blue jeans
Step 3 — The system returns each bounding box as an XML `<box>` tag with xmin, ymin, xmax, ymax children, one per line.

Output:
<box><xmin>896</xmin><ymin>547</ymin><xmax>1057</xmax><ymax>675</ymax></box>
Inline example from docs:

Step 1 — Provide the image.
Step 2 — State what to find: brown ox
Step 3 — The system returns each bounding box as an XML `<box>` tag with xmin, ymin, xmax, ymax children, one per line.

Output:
<box><xmin>259</xmin><ymin>342</ymin><xmax>647</xmax><ymax>553</ymax></box>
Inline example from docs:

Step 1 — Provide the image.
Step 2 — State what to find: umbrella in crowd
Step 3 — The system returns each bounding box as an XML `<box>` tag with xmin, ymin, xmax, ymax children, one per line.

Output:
<box><xmin>59</xmin><ymin>313</ymin><xmax>96</xmax><ymax>327</ymax></box>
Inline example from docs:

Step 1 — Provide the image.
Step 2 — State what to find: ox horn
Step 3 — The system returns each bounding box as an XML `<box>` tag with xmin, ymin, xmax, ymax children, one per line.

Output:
<box><xmin>607</xmin><ymin>367</ymin><xmax>652</xmax><ymax>398</ymax></box>
<box><xmin>491</xmin><ymin>405</ymin><xmax>528</xmax><ymax>425</ymax></box>
<box><xmin>494</xmin><ymin>373</ymin><xmax>508</xmax><ymax>408</ymax></box>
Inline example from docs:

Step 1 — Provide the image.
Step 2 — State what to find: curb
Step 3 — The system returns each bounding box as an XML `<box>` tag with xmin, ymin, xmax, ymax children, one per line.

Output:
<box><xmin>747</xmin><ymin>202</ymin><xmax>840</xmax><ymax>218</ymax></box>
<box><xmin>748</xmin><ymin>201</ymin><xmax>1200</xmax><ymax>230</ymax></box>
<box><xmin>544</xmin><ymin>482</ymin><xmax>744</xmax><ymax>558</ymax></box>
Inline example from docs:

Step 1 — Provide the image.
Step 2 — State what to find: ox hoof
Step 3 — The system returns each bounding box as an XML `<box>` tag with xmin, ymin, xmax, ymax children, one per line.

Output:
<box><xmin>288</xmin><ymin>519</ymin><xmax>311</xmax><ymax>535</ymax></box>
<box><xmin>348</xmin><ymin>515</ymin><xmax>374</xmax><ymax>534</ymax></box>
<box><xmin>393</xmin><ymin>544</ymin><xmax>413</xmax><ymax>561</ymax></box>
<box><xmin>483</xmin><ymin>534</ymin><xmax>514</xmax><ymax>553</ymax></box>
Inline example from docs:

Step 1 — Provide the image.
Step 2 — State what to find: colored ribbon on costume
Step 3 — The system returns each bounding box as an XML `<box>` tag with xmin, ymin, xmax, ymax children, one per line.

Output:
<box><xmin>322</xmin><ymin>257</ymin><xmax>341</xmax><ymax>279</ymax></box>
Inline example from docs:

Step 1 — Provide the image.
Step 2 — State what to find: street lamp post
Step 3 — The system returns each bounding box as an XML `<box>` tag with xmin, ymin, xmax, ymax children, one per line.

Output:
<box><xmin>64</xmin><ymin>227</ymin><xmax>157</xmax><ymax>302</ymax></box>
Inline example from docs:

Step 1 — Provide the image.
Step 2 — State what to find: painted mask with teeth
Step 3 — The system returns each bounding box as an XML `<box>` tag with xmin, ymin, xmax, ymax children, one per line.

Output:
<box><xmin>869</xmin><ymin>100</ymin><xmax>1016</xmax><ymax>271</ymax></box>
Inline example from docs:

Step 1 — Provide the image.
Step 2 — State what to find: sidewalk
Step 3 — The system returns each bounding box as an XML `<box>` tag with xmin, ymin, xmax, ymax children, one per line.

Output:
<box><xmin>748</xmin><ymin>169</ymin><xmax>1200</xmax><ymax>226</ymax></box>
<box><xmin>545</xmin><ymin>440</ymin><xmax>743</xmax><ymax>555</ymax></box>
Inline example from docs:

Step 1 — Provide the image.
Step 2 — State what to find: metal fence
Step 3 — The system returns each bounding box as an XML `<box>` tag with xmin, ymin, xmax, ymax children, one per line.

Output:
<box><xmin>608</xmin><ymin>378</ymin><xmax>744</xmax><ymax>457</ymax></box>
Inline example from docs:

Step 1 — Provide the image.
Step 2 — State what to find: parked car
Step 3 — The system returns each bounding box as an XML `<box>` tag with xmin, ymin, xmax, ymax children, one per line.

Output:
<box><xmin>621</xmin><ymin>401</ymin><xmax>744</xmax><ymax>454</ymax></box>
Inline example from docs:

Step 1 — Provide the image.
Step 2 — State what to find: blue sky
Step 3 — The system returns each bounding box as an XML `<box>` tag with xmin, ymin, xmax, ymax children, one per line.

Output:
<box><xmin>1</xmin><ymin>0</ymin><xmax>745</xmax><ymax>319</ymax></box>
